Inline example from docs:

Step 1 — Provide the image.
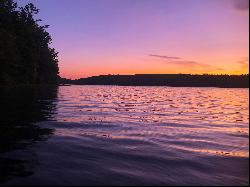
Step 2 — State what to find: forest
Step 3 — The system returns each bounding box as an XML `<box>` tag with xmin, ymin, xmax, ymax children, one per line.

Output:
<box><xmin>0</xmin><ymin>0</ymin><xmax>59</xmax><ymax>85</ymax></box>
<box><xmin>60</xmin><ymin>74</ymin><xmax>249</xmax><ymax>88</ymax></box>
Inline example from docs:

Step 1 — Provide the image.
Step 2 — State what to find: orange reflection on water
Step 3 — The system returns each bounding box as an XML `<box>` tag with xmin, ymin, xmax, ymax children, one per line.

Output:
<box><xmin>54</xmin><ymin>86</ymin><xmax>249</xmax><ymax>158</ymax></box>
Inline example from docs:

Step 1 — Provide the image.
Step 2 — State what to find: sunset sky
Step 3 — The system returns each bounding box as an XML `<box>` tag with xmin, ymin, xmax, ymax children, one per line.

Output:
<box><xmin>18</xmin><ymin>0</ymin><xmax>249</xmax><ymax>79</ymax></box>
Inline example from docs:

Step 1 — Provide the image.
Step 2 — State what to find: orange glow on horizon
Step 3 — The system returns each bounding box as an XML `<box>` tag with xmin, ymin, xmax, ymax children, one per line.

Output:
<box><xmin>59</xmin><ymin>57</ymin><xmax>249</xmax><ymax>79</ymax></box>
<box><xmin>59</xmin><ymin>69</ymin><xmax>249</xmax><ymax>79</ymax></box>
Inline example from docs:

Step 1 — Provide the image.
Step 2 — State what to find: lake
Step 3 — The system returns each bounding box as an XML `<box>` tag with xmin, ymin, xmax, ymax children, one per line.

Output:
<box><xmin>0</xmin><ymin>85</ymin><xmax>249</xmax><ymax>185</ymax></box>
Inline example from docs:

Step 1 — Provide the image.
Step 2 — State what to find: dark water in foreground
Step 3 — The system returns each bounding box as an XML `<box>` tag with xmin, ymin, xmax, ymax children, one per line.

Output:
<box><xmin>0</xmin><ymin>85</ymin><xmax>249</xmax><ymax>186</ymax></box>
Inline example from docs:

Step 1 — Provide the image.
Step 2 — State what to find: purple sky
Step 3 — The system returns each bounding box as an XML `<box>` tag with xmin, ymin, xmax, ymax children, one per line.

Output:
<box><xmin>17</xmin><ymin>0</ymin><xmax>249</xmax><ymax>78</ymax></box>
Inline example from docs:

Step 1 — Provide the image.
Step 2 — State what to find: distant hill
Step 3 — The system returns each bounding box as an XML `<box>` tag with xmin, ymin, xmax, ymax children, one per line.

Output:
<box><xmin>59</xmin><ymin>74</ymin><xmax>249</xmax><ymax>88</ymax></box>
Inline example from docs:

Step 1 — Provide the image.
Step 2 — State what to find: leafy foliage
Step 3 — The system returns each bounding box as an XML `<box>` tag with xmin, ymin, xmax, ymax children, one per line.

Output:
<box><xmin>0</xmin><ymin>0</ymin><xmax>59</xmax><ymax>84</ymax></box>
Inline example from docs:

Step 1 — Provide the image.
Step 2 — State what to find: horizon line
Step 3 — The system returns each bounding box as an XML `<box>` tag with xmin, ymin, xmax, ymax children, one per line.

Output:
<box><xmin>60</xmin><ymin>73</ymin><xmax>249</xmax><ymax>80</ymax></box>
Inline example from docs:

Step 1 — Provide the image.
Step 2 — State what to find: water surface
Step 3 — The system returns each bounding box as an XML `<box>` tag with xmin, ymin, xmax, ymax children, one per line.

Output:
<box><xmin>0</xmin><ymin>85</ymin><xmax>249</xmax><ymax>185</ymax></box>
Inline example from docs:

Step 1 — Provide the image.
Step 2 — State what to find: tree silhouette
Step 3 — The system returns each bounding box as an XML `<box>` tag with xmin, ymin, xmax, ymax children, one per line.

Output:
<box><xmin>66</xmin><ymin>74</ymin><xmax>249</xmax><ymax>88</ymax></box>
<box><xmin>0</xmin><ymin>0</ymin><xmax>59</xmax><ymax>85</ymax></box>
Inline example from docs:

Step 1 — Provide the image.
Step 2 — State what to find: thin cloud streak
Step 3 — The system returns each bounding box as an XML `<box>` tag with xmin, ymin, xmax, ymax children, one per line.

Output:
<box><xmin>149</xmin><ymin>54</ymin><xmax>206</xmax><ymax>67</ymax></box>
<box><xmin>233</xmin><ymin>0</ymin><xmax>249</xmax><ymax>12</ymax></box>
<box><xmin>169</xmin><ymin>60</ymin><xmax>200</xmax><ymax>66</ymax></box>
<box><xmin>149</xmin><ymin>54</ymin><xmax>181</xmax><ymax>60</ymax></box>
<box><xmin>237</xmin><ymin>58</ymin><xmax>249</xmax><ymax>70</ymax></box>
<box><xmin>149</xmin><ymin>54</ymin><xmax>224</xmax><ymax>72</ymax></box>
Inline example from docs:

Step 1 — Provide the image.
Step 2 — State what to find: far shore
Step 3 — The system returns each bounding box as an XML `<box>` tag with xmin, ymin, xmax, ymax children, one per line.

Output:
<box><xmin>59</xmin><ymin>74</ymin><xmax>249</xmax><ymax>88</ymax></box>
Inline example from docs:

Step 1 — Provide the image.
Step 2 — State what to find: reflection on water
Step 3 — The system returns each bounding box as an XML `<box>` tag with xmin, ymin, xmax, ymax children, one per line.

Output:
<box><xmin>0</xmin><ymin>85</ymin><xmax>249</xmax><ymax>185</ymax></box>
<box><xmin>0</xmin><ymin>86</ymin><xmax>58</xmax><ymax>183</ymax></box>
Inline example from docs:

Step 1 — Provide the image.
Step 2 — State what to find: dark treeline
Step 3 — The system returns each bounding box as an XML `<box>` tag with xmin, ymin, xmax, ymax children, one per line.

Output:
<box><xmin>0</xmin><ymin>0</ymin><xmax>59</xmax><ymax>85</ymax></box>
<box><xmin>60</xmin><ymin>74</ymin><xmax>249</xmax><ymax>88</ymax></box>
